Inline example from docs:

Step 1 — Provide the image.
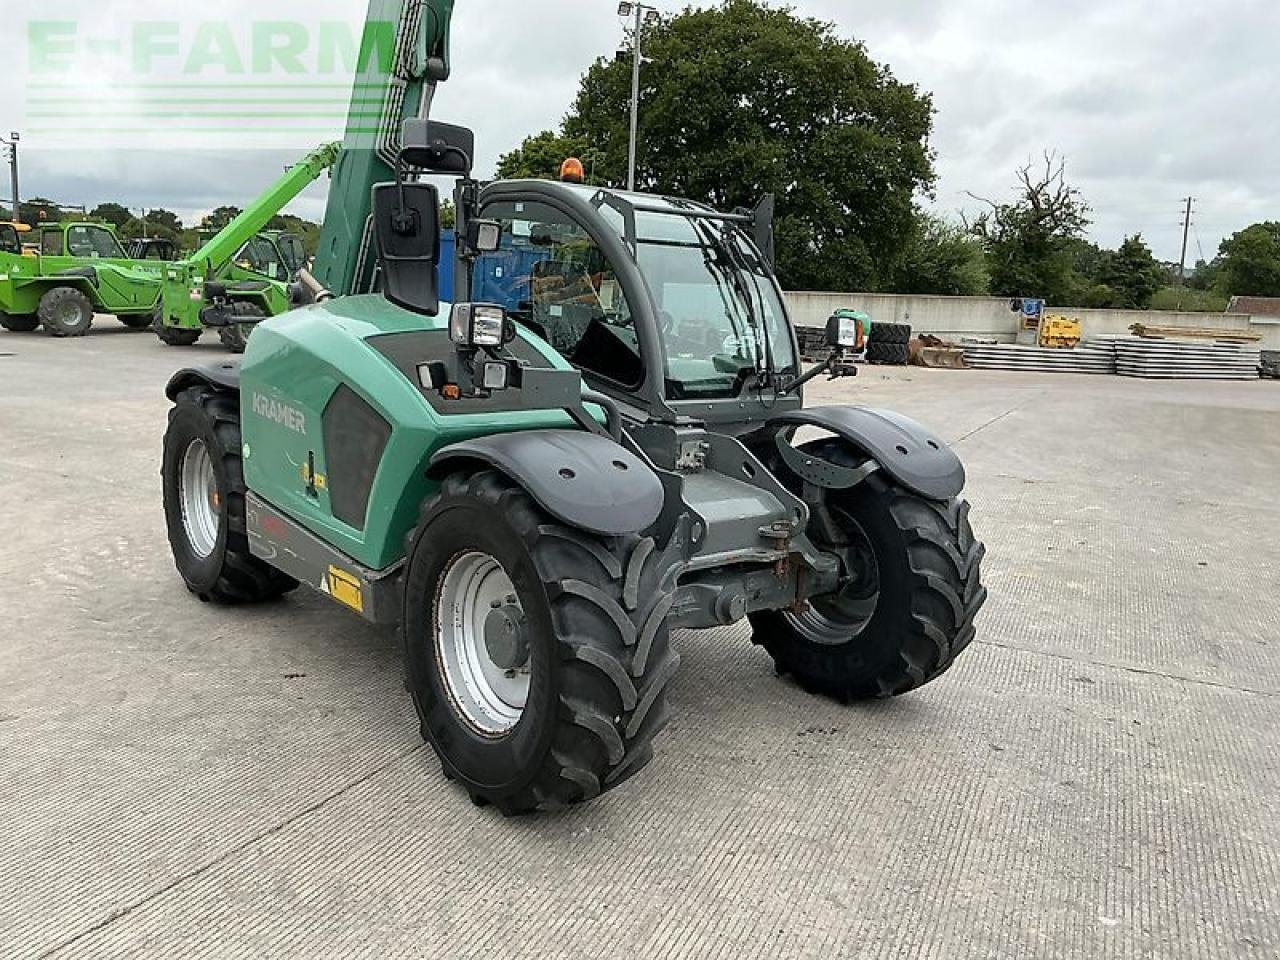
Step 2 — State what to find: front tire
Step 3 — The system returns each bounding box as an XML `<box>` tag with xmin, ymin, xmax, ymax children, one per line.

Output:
<box><xmin>38</xmin><ymin>287</ymin><xmax>94</xmax><ymax>337</ymax></box>
<box><xmin>217</xmin><ymin>302</ymin><xmax>265</xmax><ymax>354</ymax></box>
<box><xmin>153</xmin><ymin>307</ymin><xmax>202</xmax><ymax>347</ymax></box>
<box><xmin>404</xmin><ymin>470</ymin><xmax>680</xmax><ymax>814</ymax></box>
<box><xmin>751</xmin><ymin>464</ymin><xmax>986</xmax><ymax>701</ymax></box>
<box><xmin>161</xmin><ymin>385</ymin><xmax>297</xmax><ymax>603</ymax></box>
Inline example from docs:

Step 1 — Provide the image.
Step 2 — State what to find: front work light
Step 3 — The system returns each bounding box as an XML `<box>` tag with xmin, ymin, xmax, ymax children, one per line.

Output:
<box><xmin>450</xmin><ymin>303</ymin><xmax>510</xmax><ymax>348</ymax></box>
<box><xmin>827</xmin><ymin>313</ymin><xmax>863</xmax><ymax>350</ymax></box>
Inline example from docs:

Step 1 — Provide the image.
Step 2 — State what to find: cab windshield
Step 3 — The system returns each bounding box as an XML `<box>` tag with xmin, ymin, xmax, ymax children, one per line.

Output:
<box><xmin>632</xmin><ymin>210</ymin><xmax>796</xmax><ymax>399</ymax></box>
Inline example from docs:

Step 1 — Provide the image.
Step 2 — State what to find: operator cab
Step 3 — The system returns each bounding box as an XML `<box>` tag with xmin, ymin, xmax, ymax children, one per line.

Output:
<box><xmin>0</xmin><ymin>223</ymin><xmax>22</xmax><ymax>256</ymax></box>
<box><xmin>472</xmin><ymin>181</ymin><xmax>803</xmax><ymax>426</ymax></box>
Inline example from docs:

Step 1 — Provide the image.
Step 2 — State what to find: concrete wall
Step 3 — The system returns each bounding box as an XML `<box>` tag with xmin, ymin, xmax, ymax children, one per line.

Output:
<box><xmin>785</xmin><ymin>291</ymin><xmax>1280</xmax><ymax>350</ymax></box>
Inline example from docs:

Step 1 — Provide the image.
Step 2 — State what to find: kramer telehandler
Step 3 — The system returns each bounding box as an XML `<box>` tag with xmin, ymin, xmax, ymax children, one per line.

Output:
<box><xmin>154</xmin><ymin>143</ymin><xmax>339</xmax><ymax>352</ymax></box>
<box><xmin>160</xmin><ymin>0</ymin><xmax>986</xmax><ymax>815</ymax></box>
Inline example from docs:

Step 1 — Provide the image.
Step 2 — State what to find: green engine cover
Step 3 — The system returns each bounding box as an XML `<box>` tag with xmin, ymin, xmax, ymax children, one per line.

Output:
<box><xmin>240</xmin><ymin>294</ymin><xmax>581</xmax><ymax>571</ymax></box>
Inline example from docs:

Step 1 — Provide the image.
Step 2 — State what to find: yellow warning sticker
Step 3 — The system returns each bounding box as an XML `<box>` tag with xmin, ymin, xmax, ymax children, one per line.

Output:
<box><xmin>325</xmin><ymin>565</ymin><xmax>365</xmax><ymax>614</ymax></box>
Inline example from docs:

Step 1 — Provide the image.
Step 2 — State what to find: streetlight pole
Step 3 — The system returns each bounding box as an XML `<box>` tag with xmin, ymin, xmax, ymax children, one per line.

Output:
<box><xmin>2</xmin><ymin>132</ymin><xmax>19</xmax><ymax>224</ymax></box>
<box><xmin>617</xmin><ymin>3</ymin><xmax>660</xmax><ymax>192</ymax></box>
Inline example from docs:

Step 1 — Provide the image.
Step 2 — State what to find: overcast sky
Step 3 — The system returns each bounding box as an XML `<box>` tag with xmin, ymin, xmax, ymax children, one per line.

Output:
<box><xmin>6</xmin><ymin>0</ymin><xmax>1277</xmax><ymax>267</ymax></box>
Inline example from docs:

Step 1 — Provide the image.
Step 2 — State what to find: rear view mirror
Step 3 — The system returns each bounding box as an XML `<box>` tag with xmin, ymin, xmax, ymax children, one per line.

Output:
<box><xmin>401</xmin><ymin>119</ymin><xmax>475</xmax><ymax>174</ymax></box>
<box><xmin>374</xmin><ymin>181</ymin><xmax>441</xmax><ymax>316</ymax></box>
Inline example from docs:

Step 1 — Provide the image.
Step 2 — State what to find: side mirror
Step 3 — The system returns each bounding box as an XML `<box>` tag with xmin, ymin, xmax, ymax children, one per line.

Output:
<box><xmin>401</xmin><ymin>119</ymin><xmax>475</xmax><ymax>174</ymax></box>
<box><xmin>374</xmin><ymin>181</ymin><xmax>441</xmax><ymax>315</ymax></box>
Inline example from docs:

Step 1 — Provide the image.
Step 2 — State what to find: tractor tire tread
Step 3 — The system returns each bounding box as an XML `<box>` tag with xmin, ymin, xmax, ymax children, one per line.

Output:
<box><xmin>408</xmin><ymin>469</ymin><xmax>681</xmax><ymax>814</ymax></box>
<box><xmin>165</xmin><ymin>385</ymin><xmax>298</xmax><ymax>604</ymax></box>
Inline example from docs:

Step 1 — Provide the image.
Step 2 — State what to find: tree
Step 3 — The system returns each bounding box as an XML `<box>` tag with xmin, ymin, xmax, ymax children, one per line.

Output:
<box><xmin>203</xmin><ymin>205</ymin><xmax>243</xmax><ymax>231</ymax></box>
<box><xmin>1098</xmin><ymin>234</ymin><xmax>1163</xmax><ymax>309</ymax></box>
<box><xmin>967</xmin><ymin>153</ymin><xmax>1090</xmax><ymax>303</ymax></box>
<box><xmin>21</xmin><ymin>197</ymin><xmax>67</xmax><ymax>225</ymax></box>
<box><xmin>1216</xmin><ymin>222</ymin><xmax>1280</xmax><ymax>297</ymax></box>
<box><xmin>891</xmin><ymin>213</ymin><xmax>988</xmax><ymax>295</ymax></box>
<box><xmin>143</xmin><ymin>208</ymin><xmax>183</xmax><ymax>233</ymax></box>
<box><xmin>502</xmin><ymin>0</ymin><xmax>935</xmax><ymax>291</ymax></box>
<box><xmin>90</xmin><ymin>203</ymin><xmax>132</xmax><ymax>228</ymax></box>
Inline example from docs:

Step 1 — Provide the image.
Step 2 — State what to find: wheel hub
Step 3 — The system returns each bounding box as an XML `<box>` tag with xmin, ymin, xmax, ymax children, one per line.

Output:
<box><xmin>178</xmin><ymin>439</ymin><xmax>220</xmax><ymax>558</ymax></box>
<box><xmin>484</xmin><ymin>600</ymin><xmax>529</xmax><ymax>671</ymax></box>
<box><xmin>787</xmin><ymin>505</ymin><xmax>881</xmax><ymax>645</ymax></box>
<box><xmin>434</xmin><ymin>551</ymin><xmax>531</xmax><ymax>736</ymax></box>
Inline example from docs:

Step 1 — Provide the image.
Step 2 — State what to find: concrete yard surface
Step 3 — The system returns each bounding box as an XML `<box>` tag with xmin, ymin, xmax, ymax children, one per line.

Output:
<box><xmin>1</xmin><ymin>320</ymin><xmax>1278</xmax><ymax>958</ymax></box>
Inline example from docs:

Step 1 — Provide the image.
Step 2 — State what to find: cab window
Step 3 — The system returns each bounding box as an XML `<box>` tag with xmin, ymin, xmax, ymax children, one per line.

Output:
<box><xmin>472</xmin><ymin>200</ymin><xmax>643</xmax><ymax>388</ymax></box>
<box><xmin>66</xmin><ymin>226</ymin><xmax>125</xmax><ymax>259</ymax></box>
<box><xmin>0</xmin><ymin>225</ymin><xmax>18</xmax><ymax>255</ymax></box>
<box><xmin>41</xmin><ymin>229</ymin><xmax>64</xmax><ymax>256</ymax></box>
<box><xmin>236</xmin><ymin>236</ymin><xmax>284</xmax><ymax>279</ymax></box>
<box><xmin>278</xmin><ymin>235</ymin><xmax>306</xmax><ymax>274</ymax></box>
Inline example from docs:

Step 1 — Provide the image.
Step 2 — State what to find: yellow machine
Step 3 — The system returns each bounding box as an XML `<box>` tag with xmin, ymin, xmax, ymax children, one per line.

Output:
<box><xmin>1039</xmin><ymin>314</ymin><xmax>1083</xmax><ymax>348</ymax></box>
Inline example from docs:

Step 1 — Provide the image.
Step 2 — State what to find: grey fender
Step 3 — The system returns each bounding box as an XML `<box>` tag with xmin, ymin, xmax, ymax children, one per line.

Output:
<box><xmin>766</xmin><ymin>405</ymin><xmax>966</xmax><ymax>501</ymax></box>
<box><xmin>165</xmin><ymin>360</ymin><xmax>242</xmax><ymax>401</ymax></box>
<box><xmin>428</xmin><ymin>430</ymin><xmax>665</xmax><ymax>537</ymax></box>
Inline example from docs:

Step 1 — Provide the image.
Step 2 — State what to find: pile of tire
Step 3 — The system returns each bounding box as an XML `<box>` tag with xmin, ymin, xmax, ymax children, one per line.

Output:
<box><xmin>867</xmin><ymin>322</ymin><xmax>912</xmax><ymax>365</ymax></box>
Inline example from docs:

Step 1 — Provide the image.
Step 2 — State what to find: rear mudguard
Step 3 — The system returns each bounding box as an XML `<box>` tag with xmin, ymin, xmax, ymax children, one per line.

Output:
<box><xmin>428</xmin><ymin>430</ymin><xmax>664</xmax><ymax>537</ymax></box>
<box><xmin>165</xmin><ymin>360</ymin><xmax>242</xmax><ymax>401</ymax></box>
<box><xmin>764</xmin><ymin>406</ymin><xmax>965</xmax><ymax>501</ymax></box>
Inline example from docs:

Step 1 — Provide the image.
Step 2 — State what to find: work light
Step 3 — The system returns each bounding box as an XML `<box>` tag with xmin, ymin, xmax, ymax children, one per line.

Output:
<box><xmin>450</xmin><ymin>303</ymin><xmax>509</xmax><ymax>348</ymax></box>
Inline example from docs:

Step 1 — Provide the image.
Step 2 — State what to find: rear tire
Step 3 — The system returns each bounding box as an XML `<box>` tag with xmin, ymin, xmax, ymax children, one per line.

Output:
<box><xmin>0</xmin><ymin>311</ymin><xmax>40</xmax><ymax>332</ymax></box>
<box><xmin>751</xmin><ymin>456</ymin><xmax>986</xmax><ymax>701</ymax></box>
<box><xmin>38</xmin><ymin>287</ymin><xmax>94</xmax><ymax>337</ymax></box>
<box><xmin>161</xmin><ymin>385</ymin><xmax>298</xmax><ymax>603</ymax></box>
<box><xmin>870</xmin><ymin>321</ymin><xmax>912</xmax><ymax>344</ymax></box>
<box><xmin>867</xmin><ymin>340</ymin><xmax>910</xmax><ymax>365</ymax></box>
<box><xmin>217</xmin><ymin>302</ymin><xmax>265</xmax><ymax>354</ymax></box>
<box><xmin>153</xmin><ymin>307</ymin><xmax>201</xmax><ymax>347</ymax></box>
<box><xmin>403</xmin><ymin>470</ymin><xmax>681</xmax><ymax>815</ymax></box>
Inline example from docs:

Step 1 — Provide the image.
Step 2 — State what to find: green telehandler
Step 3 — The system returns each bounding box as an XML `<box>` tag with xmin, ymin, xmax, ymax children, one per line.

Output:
<box><xmin>159</xmin><ymin>0</ymin><xmax>986</xmax><ymax>815</ymax></box>
<box><xmin>153</xmin><ymin>143</ymin><xmax>340</xmax><ymax>352</ymax></box>
<box><xmin>0</xmin><ymin>220</ymin><xmax>167</xmax><ymax>335</ymax></box>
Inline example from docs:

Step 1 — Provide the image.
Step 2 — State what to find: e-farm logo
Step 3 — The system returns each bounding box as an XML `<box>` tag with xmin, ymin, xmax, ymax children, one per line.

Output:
<box><xmin>24</xmin><ymin>19</ymin><xmax>401</xmax><ymax>145</ymax></box>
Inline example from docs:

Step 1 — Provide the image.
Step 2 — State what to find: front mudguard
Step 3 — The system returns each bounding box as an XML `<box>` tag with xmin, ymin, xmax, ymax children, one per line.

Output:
<box><xmin>764</xmin><ymin>406</ymin><xmax>966</xmax><ymax>501</ymax></box>
<box><xmin>428</xmin><ymin>429</ymin><xmax>665</xmax><ymax>537</ymax></box>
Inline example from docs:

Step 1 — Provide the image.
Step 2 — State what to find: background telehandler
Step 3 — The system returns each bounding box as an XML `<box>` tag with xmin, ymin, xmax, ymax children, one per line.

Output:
<box><xmin>159</xmin><ymin>0</ymin><xmax>986</xmax><ymax>815</ymax></box>
<box><xmin>0</xmin><ymin>220</ymin><xmax>166</xmax><ymax>335</ymax></box>
<box><xmin>153</xmin><ymin>143</ymin><xmax>340</xmax><ymax>352</ymax></box>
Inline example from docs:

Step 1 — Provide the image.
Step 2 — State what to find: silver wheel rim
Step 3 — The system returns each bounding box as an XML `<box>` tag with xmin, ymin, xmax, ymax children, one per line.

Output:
<box><xmin>179</xmin><ymin>439</ymin><xmax>220</xmax><ymax>558</ymax></box>
<box><xmin>434</xmin><ymin>551</ymin><xmax>530</xmax><ymax>736</ymax></box>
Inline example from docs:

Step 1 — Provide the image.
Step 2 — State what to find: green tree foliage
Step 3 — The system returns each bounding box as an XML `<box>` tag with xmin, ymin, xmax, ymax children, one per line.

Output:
<box><xmin>891</xmin><ymin>213</ymin><xmax>989</xmax><ymax>295</ymax></box>
<box><xmin>90</xmin><ymin>202</ymin><xmax>132</xmax><ymax>228</ymax></box>
<box><xmin>204</xmin><ymin>205</ymin><xmax>244</xmax><ymax>231</ymax></box>
<box><xmin>1099</xmin><ymin>234</ymin><xmax>1164</xmax><ymax>309</ymax></box>
<box><xmin>501</xmin><ymin>0</ymin><xmax>935</xmax><ymax>291</ymax></box>
<box><xmin>20</xmin><ymin>197</ymin><xmax>67</xmax><ymax>225</ymax></box>
<box><xmin>967</xmin><ymin>154</ymin><xmax>1090</xmax><ymax>303</ymax></box>
<box><xmin>1216</xmin><ymin>222</ymin><xmax>1280</xmax><ymax>297</ymax></box>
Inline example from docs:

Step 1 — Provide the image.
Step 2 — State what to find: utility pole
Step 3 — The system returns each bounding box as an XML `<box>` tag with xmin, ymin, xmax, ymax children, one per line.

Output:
<box><xmin>617</xmin><ymin>3</ymin><xmax>660</xmax><ymax>192</ymax></box>
<box><xmin>1178</xmin><ymin>196</ymin><xmax>1195</xmax><ymax>283</ymax></box>
<box><xmin>2</xmin><ymin>132</ymin><xmax>19</xmax><ymax>224</ymax></box>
